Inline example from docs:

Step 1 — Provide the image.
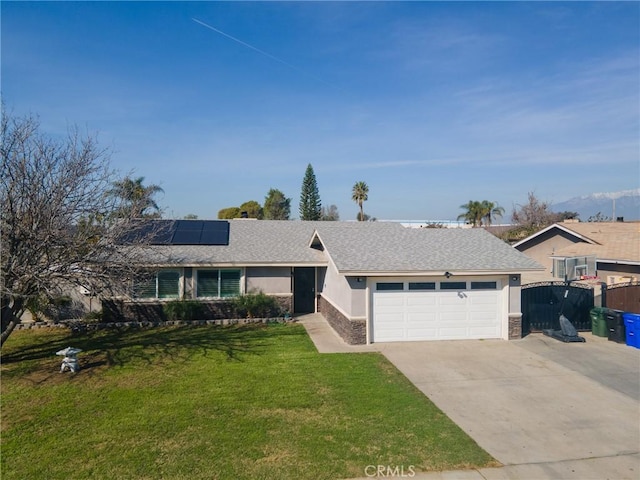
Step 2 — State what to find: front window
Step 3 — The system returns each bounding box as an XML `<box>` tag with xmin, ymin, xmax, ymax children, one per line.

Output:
<box><xmin>196</xmin><ymin>269</ymin><xmax>241</xmax><ymax>298</ymax></box>
<box><xmin>134</xmin><ymin>270</ymin><xmax>180</xmax><ymax>299</ymax></box>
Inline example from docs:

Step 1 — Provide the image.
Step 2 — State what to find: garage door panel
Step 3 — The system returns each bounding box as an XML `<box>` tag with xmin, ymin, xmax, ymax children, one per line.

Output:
<box><xmin>407</xmin><ymin>295</ymin><xmax>437</xmax><ymax>307</ymax></box>
<box><xmin>375</xmin><ymin>314</ymin><xmax>405</xmax><ymax>327</ymax></box>
<box><xmin>439</xmin><ymin>312</ymin><xmax>467</xmax><ymax>322</ymax></box>
<box><xmin>375</xmin><ymin>295</ymin><xmax>405</xmax><ymax>308</ymax></box>
<box><xmin>438</xmin><ymin>295</ymin><xmax>465</xmax><ymax>306</ymax></box>
<box><xmin>376</xmin><ymin>329</ymin><xmax>407</xmax><ymax>342</ymax></box>
<box><xmin>407</xmin><ymin>328</ymin><xmax>439</xmax><ymax>339</ymax></box>
<box><xmin>438</xmin><ymin>327</ymin><xmax>470</xmax><ymax>339</ymax></box>
<box><xmin>407</xmin><ymin>312</ymin><xmax>437</xmax><ymax>322</ymax></box>
<box><xmin>372</xmin><ymin>282</ymin><xmax>503</xmax><ymax>342</ymax></box>
<box><xmin>470</xmin><ymin>311</ymin><xmax>498</xmax><ymax>322</ymax></box>
<box><xmin>470</xmin><ymin>295</ymin><xmax>499</xmax><ymax>306</ymax></box>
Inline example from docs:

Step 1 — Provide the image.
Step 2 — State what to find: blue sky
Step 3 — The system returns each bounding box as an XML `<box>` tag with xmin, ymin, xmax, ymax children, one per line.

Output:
<box><xmin>3</xmin><ymin>1</ymin><xmax>639</xmax><ymax>221</ymax></box>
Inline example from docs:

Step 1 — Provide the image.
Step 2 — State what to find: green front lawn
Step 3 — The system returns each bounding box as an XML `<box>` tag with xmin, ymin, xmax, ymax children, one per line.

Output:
<box><xmin>1</xmin><ymin>323</ymin><xmax>496</xmax><ymax>479</ymax></box>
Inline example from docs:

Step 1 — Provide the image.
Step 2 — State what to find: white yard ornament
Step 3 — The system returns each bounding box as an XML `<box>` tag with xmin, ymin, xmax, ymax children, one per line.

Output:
<box><xmin>56</xmin><ymin>347</ymin><xmax>82</xmax><ymax>373</ymax></box>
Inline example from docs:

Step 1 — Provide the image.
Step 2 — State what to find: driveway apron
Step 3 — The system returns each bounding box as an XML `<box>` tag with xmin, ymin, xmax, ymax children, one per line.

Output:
<box><xmin>375</xmin><ymin>334</ymin><xmax>640</xmax><ymax>467</ymax></box>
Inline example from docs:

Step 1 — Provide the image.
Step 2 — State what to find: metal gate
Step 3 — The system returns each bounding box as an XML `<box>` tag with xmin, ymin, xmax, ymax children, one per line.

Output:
<box><xmin>604</xmin><ymin>283</ymin><xmax>640</xmax><ymax>314</ymax></box>
<box><xmin>522</xmin><ymin>282</ymin><xmax>594</xmax><ymax>334</ymax></box>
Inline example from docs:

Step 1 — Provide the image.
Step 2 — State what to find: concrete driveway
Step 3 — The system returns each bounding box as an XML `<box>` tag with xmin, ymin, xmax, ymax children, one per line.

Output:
<box><xmin>375</xmin><ymin>332</ymin><xmax>640</xmax><ymax>476</ymax></box>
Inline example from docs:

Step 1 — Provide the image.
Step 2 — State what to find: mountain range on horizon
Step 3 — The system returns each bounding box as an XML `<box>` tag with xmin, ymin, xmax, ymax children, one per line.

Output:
<box><xmin>552</xmin><ymin>189</ymin><xmax>640</xmax><ymax>221</ymax></box>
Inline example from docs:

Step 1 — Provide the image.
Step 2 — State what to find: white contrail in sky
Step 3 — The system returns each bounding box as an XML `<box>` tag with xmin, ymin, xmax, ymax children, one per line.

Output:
<box><xmin>192</xmin><ymin>17</ymin><xmax>336</xmax><ymax>88</ymax></box>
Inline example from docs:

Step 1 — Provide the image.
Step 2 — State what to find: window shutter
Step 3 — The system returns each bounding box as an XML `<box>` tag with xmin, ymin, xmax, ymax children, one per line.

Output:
<box><xmin>158</xmin><ymin>271</ymin><xmax>180</xmax><ymax>298</ymax></box>
<box><xmin>197</xmin><ymin>270</ymin><xmax>219</xmax><ymax>298</ymax></box>
<box><xmin>220</xmin><ymin>270</ymin><xmax>241</xmax><ymax>297</ymax></box>
<box><xmin>134</xmin><ymin>276</ymin><xmax>156</xmax><ymax>299</ymax></box>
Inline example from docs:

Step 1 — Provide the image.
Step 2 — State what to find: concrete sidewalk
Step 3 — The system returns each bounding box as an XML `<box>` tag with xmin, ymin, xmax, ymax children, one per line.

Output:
<box><xmin>298</xmin><ymin>314</ymin><xmax>640</xmax><ymax>480</ymax></box>
<box><xmin>298</xmin><ymin>313</ymin><xmax>377</xmax><ymax>353</ymax></box>
<box><xmin>347</xmin><ymin>453</ymin><xmax>640</xmax><ymax>480</ymax></box>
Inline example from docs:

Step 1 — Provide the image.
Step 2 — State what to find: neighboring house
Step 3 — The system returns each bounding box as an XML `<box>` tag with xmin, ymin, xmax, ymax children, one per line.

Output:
<box><xmin>513</xmin><ymin>221</ymin><xmax>640</xmax><ymax>285</ymax></box>
<box><xmin>113</xmin><ymin>219</ymin><xmax>543</xmax><ymax>344</ymax></box>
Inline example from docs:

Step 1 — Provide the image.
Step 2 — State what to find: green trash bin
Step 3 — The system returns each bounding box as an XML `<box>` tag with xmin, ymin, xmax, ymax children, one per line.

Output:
<box><xmin>590</xmin><ymin>307</ymin><xmax>609</xmax><ymax>337</ymax></box>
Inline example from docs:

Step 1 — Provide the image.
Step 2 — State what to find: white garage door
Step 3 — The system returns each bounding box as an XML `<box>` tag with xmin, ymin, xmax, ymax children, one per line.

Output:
<box><xmin>372</xmin><ymin>280</ymin><xmax>503</xmax><ymax>342</ymax></box>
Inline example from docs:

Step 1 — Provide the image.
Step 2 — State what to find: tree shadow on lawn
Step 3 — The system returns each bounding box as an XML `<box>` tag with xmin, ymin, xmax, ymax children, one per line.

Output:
<box><xmin>1</xmin><ymin>323</ymin><xmax>294</xmax><ymax>381</ymax></box>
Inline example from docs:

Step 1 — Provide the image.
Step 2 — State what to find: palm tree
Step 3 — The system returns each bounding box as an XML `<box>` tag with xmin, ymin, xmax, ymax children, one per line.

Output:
<box><xmin>458</xmin><ymin>200</ymin><xmax>505</xmax><ymax>227</ymax></box>
<box><xmin>457</xmin><ymin>200</ymin><xmax>483</xmax><ymax>227</ymax></box>
<box><xmin>480</xmin><ymin>200</ymin><xmax>505</xmax><ymax>227</ymax></box>
<box><xmin>110</xmin><ymin>176</ymin><xmax>164</xmax><ymax>218</ymax></box>
<box><xmin>352</xmin><ymin>181</ymin><xmax>369</xmax><ymax>221</ymax></box>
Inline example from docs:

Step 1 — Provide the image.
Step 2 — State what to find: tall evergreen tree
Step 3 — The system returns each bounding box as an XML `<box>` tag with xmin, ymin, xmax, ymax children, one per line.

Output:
<box><xmin>299</xmin><ymin>164</ymin><xmax>322</xmax><ymax>220</ymax></box>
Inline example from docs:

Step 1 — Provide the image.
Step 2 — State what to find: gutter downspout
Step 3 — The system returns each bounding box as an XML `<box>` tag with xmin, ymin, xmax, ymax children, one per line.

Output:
<box><xmin>365</xmin><ymin>279</ymin><xmax>371</xmax><ymax>345</ymax></box>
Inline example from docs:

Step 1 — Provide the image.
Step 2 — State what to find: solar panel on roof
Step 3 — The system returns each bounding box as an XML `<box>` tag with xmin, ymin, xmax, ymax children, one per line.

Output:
<box><xmin>202</xmin><ymin>224</ymin><xmax>225</xmax><ymax>232</ymax></box>
<box><xmin>171</xmin><ymin>229</ymin><xmax>202</xmax><ymax>245</ymax></box>
<box><xmin>120</xmin><ymin>220</ymin><xmax>230</xmax><ymax>246</ymax></box>
<box><xmin>150</xmin><ymin>228</ymin><xmax>174</xmax><ymax>244</ymax></box>
<box><xmin>199</xmin><ymin>221</ymin><xmax>229</xmax><ymax>245</ymax></box>
<box><xmin>200</xmin><ymin>228</ymin><xmax>229</xmax><ymax>245</ymax></box>
<box><xmin>119</xmin><ymin>220</ymin><xmax>175</xmax><ymax>245</ymax></box>
<box><xmin>175</xmin><ymin>220</ymin><xmax>202</xmax><ymax>231</ymax></box>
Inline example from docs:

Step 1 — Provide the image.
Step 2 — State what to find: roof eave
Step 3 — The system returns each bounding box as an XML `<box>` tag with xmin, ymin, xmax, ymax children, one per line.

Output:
<box><xmin>338</xmin><ymin>268</ymin><xmax>545</xmax><ymax>277</ymax></box>
<box><xmin>136</xmin><ymin>261</ymin><xmax>329</xmax><ymax>268</ymax></box>
<box><xmin>513</xmin><ymin>223</ymin><xmax>598</xmax><ymax>249</ymax></box>
<box><xmin>595</xmin><ymin>258</ymin><xmax>640</xmax><ymax>266</ymax></box>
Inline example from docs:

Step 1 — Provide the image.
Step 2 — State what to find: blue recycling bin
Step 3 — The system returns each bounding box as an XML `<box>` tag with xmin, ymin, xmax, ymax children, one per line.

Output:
<box><xmin>623</xmin><ymin>313</ymin><xmax>640</xmax><ymax>349</ymax></box>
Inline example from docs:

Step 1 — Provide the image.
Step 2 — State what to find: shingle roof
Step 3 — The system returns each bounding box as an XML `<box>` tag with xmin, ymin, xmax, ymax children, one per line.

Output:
<box><xmin>314</xmin><ymin>226</ymin><xmax>543</xmax><ymax>274</ymax></box>
<box><xmin>133</xmin><ymin>220</ymin><xmax>543</xmax><ymax>273</ymax></box>
<box><xmin>551</xmin><ymin>222</ymin><xmax>640</xmax><ymax>263</ymax></box>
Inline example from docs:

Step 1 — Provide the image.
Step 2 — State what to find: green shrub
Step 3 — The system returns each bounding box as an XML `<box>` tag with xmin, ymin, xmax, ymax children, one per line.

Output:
<box><xmin>25</xmin><ymin>295</ymin><xmax>49</xmax><ymax>322</ymax></box>
<box><xmin>233</xmin><ymin>292</ymin><xmax>281</xmax><ymax>318</ymax></box>
<box><xmin>163</xmin><ymin>300</ymin><xmax>203</xmax><ymax>321</ymax></box>
<box><xmin>83</xmin><ymin>310</ymin><xmax>104</xmax><ymax>323</ymax></box>
<box><xmin>26</xmin><ymin>295</ymin><xmax>74</xmax><ymax>322</ymax></box>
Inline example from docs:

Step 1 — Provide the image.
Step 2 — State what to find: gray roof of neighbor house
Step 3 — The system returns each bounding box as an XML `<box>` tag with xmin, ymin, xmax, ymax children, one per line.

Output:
<box><xmin>313</xmin><ymin>225</ymin><xmax>544</xmax><ymax>274</ymax></box>
<box><xmin>132</xmin><ymin>220</ymin><xmax>542</xmax><ymax>273</ymax></box>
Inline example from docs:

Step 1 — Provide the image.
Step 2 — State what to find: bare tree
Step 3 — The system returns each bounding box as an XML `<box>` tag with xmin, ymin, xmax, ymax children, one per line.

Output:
<box><xmin>0</xmin><ymin>110</ymin><xmax>158</xmax><ymax>346</ymax></box>
<box><xmin>499</xmin><ymin>192</ymin><xmax>564</xmax><ymax>242</ymax></box>
<box><xmin>320</xmin><ymin>204</ymin><xmax>340</xmax><ymax>221</ymax></box>
<box><xmin>511</xmin><ymin>192</ymin><xmax>559</xmax><ymax>230</ymax></box>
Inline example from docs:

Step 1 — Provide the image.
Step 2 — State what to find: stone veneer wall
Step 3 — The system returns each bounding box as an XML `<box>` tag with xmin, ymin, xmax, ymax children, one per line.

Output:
<box><xmin>508</xmin><ymin>313</ymin><xmax>522</xmax><ymax>339</ymax></box>
<box><xmin>317</xmin><ymin>295</ymin><xmax>366</xmax><ymax>345</ymax></box>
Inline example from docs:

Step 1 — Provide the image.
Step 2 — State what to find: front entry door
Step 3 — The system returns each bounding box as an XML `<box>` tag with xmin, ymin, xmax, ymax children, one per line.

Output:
<box><xmin>293</xmin><ymin>267</ymin><xmax>316</xmax><ymax>314</ymax></box>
